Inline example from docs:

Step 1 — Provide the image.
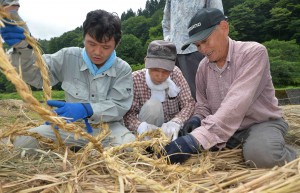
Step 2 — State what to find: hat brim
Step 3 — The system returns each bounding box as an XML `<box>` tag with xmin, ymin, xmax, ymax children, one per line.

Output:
<box><xmin>145</xmin><ymin>57</ymin><xmax>175</xmax><ymax>71</ymax></box>
<box><xmin>181</xmin><ymin>25</ymin><xmax>217</xmax><ymax>50</ymax></box>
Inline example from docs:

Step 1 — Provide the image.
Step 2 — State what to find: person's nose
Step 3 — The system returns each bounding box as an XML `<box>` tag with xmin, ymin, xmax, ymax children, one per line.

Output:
<box><xmin>157</xmin><ymin>72</ymin><xmax>165</xmax><ymax>80</ymax></box>
<box><xmin>94</xmin><ymin>46</ymin><xmax>104</xmax><ymax>56</ymax></box>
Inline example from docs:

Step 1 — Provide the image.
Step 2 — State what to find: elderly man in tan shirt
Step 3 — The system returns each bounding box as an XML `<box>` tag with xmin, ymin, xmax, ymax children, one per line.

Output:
<box><xmin>162</xmin><ymin>8</ymin><xmax>296</xmax><ymax>168</ymax></box>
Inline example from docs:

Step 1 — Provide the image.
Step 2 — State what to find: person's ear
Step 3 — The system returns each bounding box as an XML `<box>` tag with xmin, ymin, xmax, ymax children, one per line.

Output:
<box><xmin>219</xmin><ymin>20</ymin><xmax>229</xmax><ymax>35</ymax></box>
<box><xmin>219</xmin><ymin>20</ymin><xmax>229</xmax><ymax>29</ymax></box>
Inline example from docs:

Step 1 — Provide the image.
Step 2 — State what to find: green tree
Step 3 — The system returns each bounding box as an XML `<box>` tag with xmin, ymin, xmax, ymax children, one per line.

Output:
<box><xmin>141</xmin><ymin>0</ymin><xmax>159</xmax><ymax>17</ymax></box>
<box><xmin>146</xmin><ymin>9</ymin><xmax>164</xmax><ymax>47</ymax></box>
<box><xmin>228</xmin><ymin>23</ymin><xmax>239</xmax><ymax>40</ymax></box>
<box><xmin>122</xmin><ymin>16</ymin><xmax>151</xmax><ymax>44</ymax></box>
<box><xmin>121</xmin><ymin>9</ymin><xmax>136</xmax><ymax>21</ymax></box>
<box><xmin>48</xmin><ymin>28</ymin><xmax>83</xmax><ymax>54</ymax></box>
<box><xmin>267</xmin><ymin>7</ymin><xmax>292</xmax><ymax>40</ymax></box>
<box><xmin>223</xmin><ymin>0</ymin><xmax>244</xmax><ymax>14</ymax></box>
<box><xmin>229</xmin><ymin>4</ymin><xmax>257</xmax><ymax>41</ymax></box>
<box><xmin>264</xmin><ymin>39</ymin><xmax>300</xmax><ymax>87</ymax></box>
<box><xmin>116</xmin><ymin>34</ymin><xmax>145</xmax><ymax>65</ymax></box>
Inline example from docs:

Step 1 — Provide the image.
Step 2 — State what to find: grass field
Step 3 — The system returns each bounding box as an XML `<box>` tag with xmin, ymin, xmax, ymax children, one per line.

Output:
<box><xmin>0</xmin><ymin>87</ymin><xmax>299</xmax><ymax>101</ymax></box>
<box><xmin>0</xmin><ymin>90</ymin><xmax>65</xmax><ymax>101</ymax></box>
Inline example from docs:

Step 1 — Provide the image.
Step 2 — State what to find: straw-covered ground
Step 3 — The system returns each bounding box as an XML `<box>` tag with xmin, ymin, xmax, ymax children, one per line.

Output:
<box><xmin>0</xmin><ymin>99</ymin><xmax>300</xmax><ymax>193</ymax></box>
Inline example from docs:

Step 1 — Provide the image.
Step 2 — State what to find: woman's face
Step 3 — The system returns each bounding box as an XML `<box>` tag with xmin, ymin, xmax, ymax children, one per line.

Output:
<box><xmin>148</xmin><ymin>68</ymin><xmax>171</xmax><ymax>85</ymax></box>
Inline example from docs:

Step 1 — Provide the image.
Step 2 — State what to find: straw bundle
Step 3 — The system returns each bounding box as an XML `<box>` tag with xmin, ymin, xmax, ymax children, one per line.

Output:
<box><xmin>0</xmin><ymin>7</ymin><xmax>300</xmax><ymax>193</ymax></box>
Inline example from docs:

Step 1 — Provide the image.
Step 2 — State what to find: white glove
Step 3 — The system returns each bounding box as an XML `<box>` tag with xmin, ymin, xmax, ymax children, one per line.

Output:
<box><xmin>137</xmin><ymin>122</ymin><xmax>158</xmax><ymax>135</ymax></box>
<box><xmin>161</xmin><ymin>121</ymin><xmax>181</xmax><ymax>141</ymax></box>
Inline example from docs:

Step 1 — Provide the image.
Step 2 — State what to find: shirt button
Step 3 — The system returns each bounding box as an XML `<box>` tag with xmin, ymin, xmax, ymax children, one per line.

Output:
<box><xmin>92</xmin><ymin>94</ymin><xmax>95</xmax><ymax>97</ymax></box>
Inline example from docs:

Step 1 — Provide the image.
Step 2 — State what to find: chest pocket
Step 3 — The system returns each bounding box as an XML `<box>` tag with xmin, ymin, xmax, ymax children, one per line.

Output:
<box><xmin>62</xmin><ymin>79</ymin><xmax>89</xmax><ymax>102</ymax></box>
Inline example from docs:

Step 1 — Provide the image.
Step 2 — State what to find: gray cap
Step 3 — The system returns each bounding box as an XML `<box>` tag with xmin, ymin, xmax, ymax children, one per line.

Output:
<box><xmin>145</xmin><ymin>40</ymin><xmax>177</xmax><ymax>71</ymax></box>
<box><xmin>181</xmin><ymin>8</ymin><xmax>226</xmax><ymax>50</ymax></box>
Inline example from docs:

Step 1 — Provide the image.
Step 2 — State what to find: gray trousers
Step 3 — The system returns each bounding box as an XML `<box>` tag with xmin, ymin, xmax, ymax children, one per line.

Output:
<box><xmin>226</xmin><ymin>118</ymin><xmax>297</xmax><ymax>168</ymax></box>
<box><xmin>138</xmin><ymin>99</ymin><xmax>164</xmax><ymax>127</ymax></box>
<box><xmin>176</xmin><ymin>52</ymin><xmax>204</xmax><ymax>100</ymax></box>
<box><xmin>11</xmin><ymin>121</ymin><xmax>136</xmax><ymax>149</ymax></box>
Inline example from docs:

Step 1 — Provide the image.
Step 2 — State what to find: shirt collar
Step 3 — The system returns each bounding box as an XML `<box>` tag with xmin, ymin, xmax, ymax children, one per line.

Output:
<box><xmin>80</xmin><ymin>58</ymin><xmax>117</xmax><ymax>77</ymax></box>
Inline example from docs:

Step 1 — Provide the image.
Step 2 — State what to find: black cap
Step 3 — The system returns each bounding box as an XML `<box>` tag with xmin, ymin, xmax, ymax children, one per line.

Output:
<box><xmin>181</xmin><ymin>8</ymin><xmax>226</xmax><ymax>50</ymax></box>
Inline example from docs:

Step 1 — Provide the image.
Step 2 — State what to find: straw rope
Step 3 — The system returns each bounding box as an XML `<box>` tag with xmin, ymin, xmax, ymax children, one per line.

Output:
<box><xmin>0</xmin><ymin>8</ymin><xmax>64</xmax><ymax>146</ymax></box>
<box><xmin>0</xmin><ymin>10</ymin><xmax>106</xmax><ymax>153</ymax></box>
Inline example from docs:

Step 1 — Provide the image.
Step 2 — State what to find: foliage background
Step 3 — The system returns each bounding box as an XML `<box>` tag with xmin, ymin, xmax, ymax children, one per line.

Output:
<box><xmin>1</xmin><ymin>0</ymin><xmax>299</xmax><ymax>92</ymax></box>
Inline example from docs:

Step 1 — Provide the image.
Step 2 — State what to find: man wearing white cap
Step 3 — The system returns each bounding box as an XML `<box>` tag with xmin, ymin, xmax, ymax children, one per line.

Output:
<box><xmin>162</xmin><ymin>8</ymin><xmax>296</xmax><ymax>168</ymax></box>
<box><xmin>124</xmin><ymin>40</ymin><xmax>195</xmax><ymax>141</ymax></box>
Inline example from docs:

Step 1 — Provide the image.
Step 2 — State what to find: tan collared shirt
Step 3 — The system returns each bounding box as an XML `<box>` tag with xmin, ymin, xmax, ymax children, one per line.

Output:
<box><xmin>191</xmin><ymin>38</ymin><xmax>282</xmax><ymax>150</ymax></box>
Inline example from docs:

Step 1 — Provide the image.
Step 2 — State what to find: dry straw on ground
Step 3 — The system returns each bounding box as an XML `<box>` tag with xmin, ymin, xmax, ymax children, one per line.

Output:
<box><xmin>1</xmin><ymin>8</ymin><xmax>300</xmax><ymax>193</ymax></box>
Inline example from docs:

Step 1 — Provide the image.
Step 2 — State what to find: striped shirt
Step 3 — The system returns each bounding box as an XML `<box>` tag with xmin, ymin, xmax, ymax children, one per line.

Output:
<box><xmin>191</xmin><ymin>38</ymin><xmax>282</xmax><ymax>150</ymax></box>
<box><xmin>124</xmin><ymin>66</ymin><xmax>195</xmax><ymax>131</ymax></box>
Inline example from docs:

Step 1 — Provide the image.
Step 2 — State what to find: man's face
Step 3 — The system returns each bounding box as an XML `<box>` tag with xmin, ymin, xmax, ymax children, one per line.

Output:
<box><xmin>194</xmin><ymin>21</ymin><xmax>229</xmax><ymax>67</ymax></box>
<box><xmin>148</xmin><ymin>68</ymin><xmax>171</xmax><ymax>85</ymax></box>
<box><xmin>84</xmin><ymin>34</ymin><xmax>116</xmax><ymax>67</ymax></box>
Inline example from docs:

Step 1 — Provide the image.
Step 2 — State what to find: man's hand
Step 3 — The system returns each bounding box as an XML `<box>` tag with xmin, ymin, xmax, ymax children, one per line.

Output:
<box><xmin>162</xmin><ymin>134</ymin><xmax>201</xmax><ymax>164</ymax></box>
<box><xmin>47</xmin><ymin>100</ymin><xmax>94</xmax><ymax>133</ymax></box>
<box><xmin>161</xmin><ymin>121</ymin><xmax>181</xmax><ymax>141</ymax></box>
<box><xmin>47</xmin><ymin>100</ymin><xmax>93</xmax><ymax>122</ymax></box>
<box><xmin>178</xmin><ymin>116</ymin><xmax>201</xmax><ymax>137</ymax></box>
<box><xmin>0</xmin><ymin>22</ymin><xmax>26</xmax><ymax>47</ymax></box>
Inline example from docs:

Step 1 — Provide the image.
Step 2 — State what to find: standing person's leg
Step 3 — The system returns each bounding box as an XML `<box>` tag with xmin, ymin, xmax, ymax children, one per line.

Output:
<box><xmin>242</xmin><ymin>118</ymin><xmax>296</xmax><ymax>168</ymax></box>
<box><xmin>138</xmin><ymin>99</ymin><xmax>164</xmax><ymax>127</ymax></box>
<box><xmin>176</xmin><ymin>51</ymin><xmax>204</xmax><ymax>100</ymax></box>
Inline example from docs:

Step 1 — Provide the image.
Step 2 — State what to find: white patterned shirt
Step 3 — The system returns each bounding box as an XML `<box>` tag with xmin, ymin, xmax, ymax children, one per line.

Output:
<box><xmin>162</xmin><ymin>0</ymin><xmax>224</xmax><ymax>54</ymax></box>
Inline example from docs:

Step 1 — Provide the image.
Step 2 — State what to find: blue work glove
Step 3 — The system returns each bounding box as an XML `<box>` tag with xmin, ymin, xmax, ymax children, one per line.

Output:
<box><xmin>0</xmin><ymin>22</ymin><xmax>26</xmax><ymax>46</ymax></box>
<box><xmin>47</xmin><ymin>100</ymin><xmax>94</xmax><ymax>133</ymax></box>
<box><xmin>162</xmin><ymin>134</ymin><xmax>201</xmax><ymax>164</ymax></box>
<box><xmin>178</xmin><ymin>116</ymin><xmax>201</xmax><ymax>137</ymax></box>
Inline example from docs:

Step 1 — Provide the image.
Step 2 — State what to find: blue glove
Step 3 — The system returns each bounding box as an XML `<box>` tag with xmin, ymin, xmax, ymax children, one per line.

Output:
<box><xmin>47</xmin><ymin>100</ymin><xmax>94</xmax><ymax>133</ymax></box>
<box><xmin>0</xmin><ymin>22</ymin><xmax>25</xmax><ymax>46</ymax></box>
<box><xmin>162</xmin><ymin>134</ymin><xmax>201</xmax><ymax>164</ymax></box>
<box><xmin>178</xmin><ymin>116</ymin><xmax>201</xmax><ymax>137</ymax></box>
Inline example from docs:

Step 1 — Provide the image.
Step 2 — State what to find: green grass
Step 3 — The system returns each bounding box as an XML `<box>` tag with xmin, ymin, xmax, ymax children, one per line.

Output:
<box><xmin>0</xmin><ymin>90</ymin><xmax>65</xmax><ymax>101</ymax></box>
<box><xmin>275</xmin><ymin>86</ymin><xmax>300</xmax><ymax>90</ymax></box>
<box><xmin>0</xmin><ymin>87</ymin><xmax>299</xmax><ymax>101</ymax></box>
